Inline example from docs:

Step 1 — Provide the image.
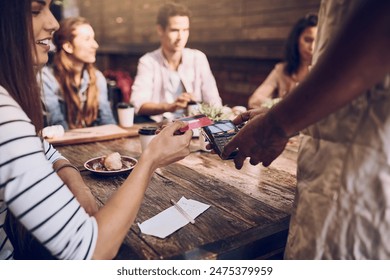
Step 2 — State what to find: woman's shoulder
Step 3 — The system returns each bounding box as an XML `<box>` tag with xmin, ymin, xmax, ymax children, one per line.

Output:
<box><xmin>271</xmin><ymin>62</ymin><xmax>290</xmax><ymax>79</ymax></box>
<box><xmin>0</xmin><ymin>85</ymin><xmax>29</xmax><ymax>121</ymax></box>
<box><xmin>41</xmin><ymin>65</ymin><xmax>54</xmax><ymax>76</ymax></box>
<box><xmin>92</xmin><ymin>69</ymin><xmax>109</xmax><ymax>94</ymax></box>
<box><xmin>0</xmin><ymin>85</ymin><xmax>18</xmax><ymax>106</ymax></box>
<box><xmin>0</xmin><ymin>85</ymin><xmax>7</xmax><ymax>95</ymax></box>
<box><xmin>273</xmin><ymin>62</ymin><xmax>287</xmax><ymax>72</ymax></box>
<box><xmin>40</xmin><ymin>65</ymin><xmax>57</xmax><ymax>83</ymax></box>
<box><xmin>81</xmin><ymin>68</ymin><xmax>106</xmax><ymax>83</ymax></box>
<box><xmin>94</xmin><ymin>68</ymin><xmax>106</xmax><ymax>80</ymax></box>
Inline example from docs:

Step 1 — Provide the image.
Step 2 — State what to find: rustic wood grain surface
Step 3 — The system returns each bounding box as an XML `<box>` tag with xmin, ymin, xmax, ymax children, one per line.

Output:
<box><xmin>47</xmin><ymin>124</ymin><xmax>142</xmax><ymax>146</ymax></box>
<box><xmin>56</xmin><ymin>134</ymin><xmax>300</xmax><ymax>259</ymax></box>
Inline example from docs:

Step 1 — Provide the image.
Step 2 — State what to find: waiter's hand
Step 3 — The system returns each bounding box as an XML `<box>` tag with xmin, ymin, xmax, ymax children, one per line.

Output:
<box><xmin>222</xmin><ymin>112</ymin><xmax>289</xmax><ymax>169</ymax></box>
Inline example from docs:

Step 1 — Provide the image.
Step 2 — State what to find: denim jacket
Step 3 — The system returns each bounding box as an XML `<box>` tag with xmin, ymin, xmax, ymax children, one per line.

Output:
<box><xmin>40</xmin><ymin>66</ymin><xmax>116</xmax><ymax>130</ymax></box>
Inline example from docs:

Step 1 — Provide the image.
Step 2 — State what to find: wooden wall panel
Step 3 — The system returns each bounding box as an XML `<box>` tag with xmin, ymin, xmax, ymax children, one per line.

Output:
<box><xmin>78</xmin><ymin>0</ymin><xmax>320</xmax><ymax>59</ymax></box>
<box><xmin>77</xmin><ymin>0</ymin><xmax>321</xmax><ymax>107</ymax></box>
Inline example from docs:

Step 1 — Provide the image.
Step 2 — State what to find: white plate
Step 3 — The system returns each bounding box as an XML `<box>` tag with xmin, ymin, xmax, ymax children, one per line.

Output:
<box><xmin>84</xmin><ymin>155</ymin><xmax>137</xmax><ymax>176</ymax></box>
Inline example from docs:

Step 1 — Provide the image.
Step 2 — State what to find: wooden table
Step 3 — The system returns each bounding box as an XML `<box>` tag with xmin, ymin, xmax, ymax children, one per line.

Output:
<box><xmin>56</xmin><ymin>134</ymin><xmax>299</xmax><ymax>260</ymax></box>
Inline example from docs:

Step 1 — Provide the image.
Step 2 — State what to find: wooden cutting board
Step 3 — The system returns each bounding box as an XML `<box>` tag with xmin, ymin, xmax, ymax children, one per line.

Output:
<box><xmin>47</xmin><ymin>124</ymin><xmax>141</xmax><ymax>146</ymax></box>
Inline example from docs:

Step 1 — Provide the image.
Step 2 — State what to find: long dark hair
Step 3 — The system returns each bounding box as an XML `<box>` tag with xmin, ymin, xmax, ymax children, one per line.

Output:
<box><xmin>284</xmin><ymin>13</ymin><xmax>318</xmax><ymax>76</ymax></box>
<box><xmin>0</xmin><ymin>0</ymin><xmax>44</xmax><ymax>131</ymax></box>
<box><xmin>1</xmin><ymin>0</ymin><xmax>55</xmax><ymax>259</ymax></box>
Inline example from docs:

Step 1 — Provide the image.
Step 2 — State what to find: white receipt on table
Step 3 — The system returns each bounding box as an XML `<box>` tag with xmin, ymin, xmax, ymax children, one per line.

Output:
<box><xmin>138</xmin><ymin>196</ymin><xmax>210</xmax><ymax>238</ymax></box>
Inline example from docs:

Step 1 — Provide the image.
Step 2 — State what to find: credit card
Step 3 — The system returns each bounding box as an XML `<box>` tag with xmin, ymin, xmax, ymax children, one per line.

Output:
<box><xmin>177</xmin><ymin>114</ymin><xmax>214</xmax><ymax>132</ymax></box>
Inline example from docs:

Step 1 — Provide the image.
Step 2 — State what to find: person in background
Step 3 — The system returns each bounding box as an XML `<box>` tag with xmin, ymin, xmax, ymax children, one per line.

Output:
<box><xmin>41</xmin><ymin>16</ymin><xmax>116</xmax><ymax>129</ymax></box>
<box><xmin>130</xmin><ymin>2</ymin><xmax>222</xmax><ymax>122</ymax></box>
<box><xmin>0</xmin><ymin>0</ymin><xmax>192</xmax><ymax>260</ymax></box>
<box><xmin>223</xmin><ymin>0</ymin><xmax>390</xmax><ymax>259</ymax></box>
<box><xmin>248</xmin><ymin>14</ymin><xmax>318</xmax><ymax>109</ymax></box>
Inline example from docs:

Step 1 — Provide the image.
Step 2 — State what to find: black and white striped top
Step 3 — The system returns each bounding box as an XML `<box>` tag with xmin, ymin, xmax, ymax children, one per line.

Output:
<box><xmin>0</xmin><ymin>86</ymin><xmax>98</xmax><ymax>259</ymax></box>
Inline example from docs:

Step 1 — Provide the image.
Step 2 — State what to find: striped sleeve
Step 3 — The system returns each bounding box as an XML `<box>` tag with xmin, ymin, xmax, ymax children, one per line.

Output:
<box><xmin>43</xmin><ymin>139</ymin><xmax>66</xmax><ymax>164</ymax></box>
<box><xmin>0</xmin><ymin>206</ymin><xmax>14</xmax><ymax>259</ymax></box>
<box><xmin>0</xmin><ymin>87</ymin><xmax>98</xmax><ymax>260</ymax></box>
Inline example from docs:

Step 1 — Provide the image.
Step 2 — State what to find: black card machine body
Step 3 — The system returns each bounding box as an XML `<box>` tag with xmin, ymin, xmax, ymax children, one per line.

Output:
<box><xmin>201</xmin><ymin>120</ymin><xmax>239</xmax><ymax>159</ymax></box>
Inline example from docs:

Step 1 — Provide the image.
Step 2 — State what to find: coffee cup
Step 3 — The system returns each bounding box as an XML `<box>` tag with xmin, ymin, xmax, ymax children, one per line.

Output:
<box><xmin>138</xmin><ymin>127</ymin><xmax>157</xmax><ymax>152</ymax></box>
<box><xmin>186</xmin><ymin>100</ymin><xmax>199</xmax><ymax>116</ymax></box>
<box><xmin>117</xmin><ymin>102</ymin><xmax>134</xmax><ymax>128</ymax></box>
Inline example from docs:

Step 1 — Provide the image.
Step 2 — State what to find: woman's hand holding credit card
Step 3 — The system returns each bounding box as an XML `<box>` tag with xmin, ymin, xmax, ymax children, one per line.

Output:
<box><xmin>177</xmin><ymin>114</ymin><xmax>214</xmax><ymax>132</ymax></box>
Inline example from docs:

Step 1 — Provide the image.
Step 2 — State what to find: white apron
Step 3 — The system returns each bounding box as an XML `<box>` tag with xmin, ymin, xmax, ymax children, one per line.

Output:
<box><xmin>284</xmin><ymin>0</ymin><xmax>390</xmax><ymax>259</ymax></box>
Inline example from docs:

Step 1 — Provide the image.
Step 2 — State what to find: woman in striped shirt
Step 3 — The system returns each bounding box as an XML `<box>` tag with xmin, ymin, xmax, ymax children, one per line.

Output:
<box><xmin>0</xmin><ymin>0</ymin><xmax>192</xmax><ymax>260</ymax></box>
